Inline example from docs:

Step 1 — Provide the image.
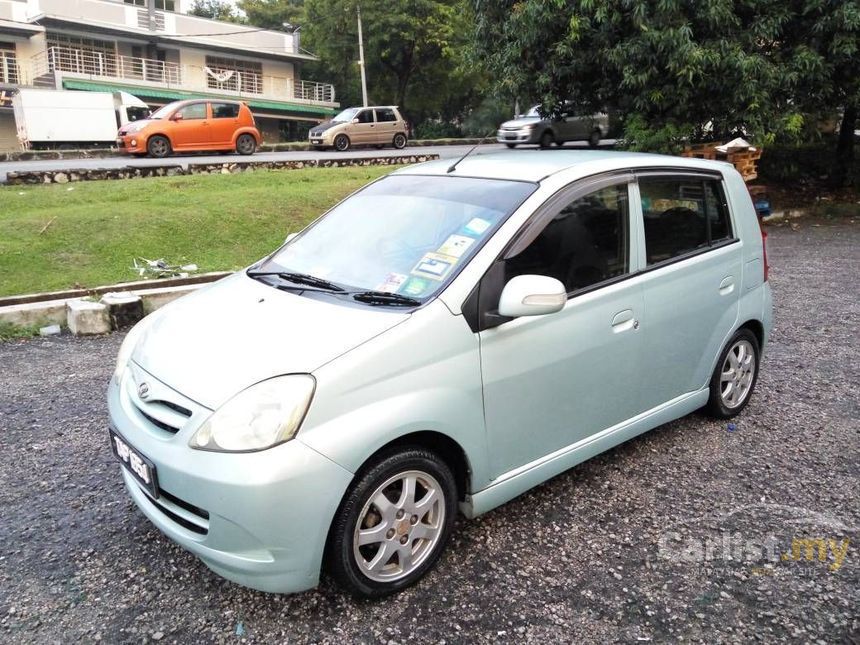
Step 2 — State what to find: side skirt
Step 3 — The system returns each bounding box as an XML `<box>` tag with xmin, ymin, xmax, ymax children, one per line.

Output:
<box><xmin>460</xmin><ymin>388</ymin><xmax>709</xmax><ymax>518</ymax></box>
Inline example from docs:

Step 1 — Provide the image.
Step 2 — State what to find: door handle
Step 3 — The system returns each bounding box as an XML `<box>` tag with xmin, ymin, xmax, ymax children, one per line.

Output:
<box><xmin>611</xmin><ymin>309</ymin><xmax>637</xmax><ymax>332</ymax></box>
<box><xmin>719</xmin><ymin>276</ymin><xmax>735</xmax><ymax>296</ymax></box>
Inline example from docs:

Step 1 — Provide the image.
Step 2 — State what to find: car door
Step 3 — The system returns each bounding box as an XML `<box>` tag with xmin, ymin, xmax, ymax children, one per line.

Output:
<box><xmin>374</xmin><ymin>107</ymin><xmax>397</xmax><ymax>145</ymax></box>
<box><xmin>634</xmin><ymin>172</ymin><xmax>742</xmax><ymax>410</ymax></box>
<box><xmin>170</xmin><ymin>102</ymin><xmax>210</xmax><ymax>149</ymax></box>
<box><xmin>351</xmin><ymin>108</ymin><xmax>376</xmax><ymax>144</ymax></box>
<box><xmin>477</xmin><ymin>176</ymin><xmax>646</xmax><ymax>477</ymax></box>
<box><xmin>209</xmin><ymin>101</ymin><xmax>241</xmax><ymax>148</ymax></box>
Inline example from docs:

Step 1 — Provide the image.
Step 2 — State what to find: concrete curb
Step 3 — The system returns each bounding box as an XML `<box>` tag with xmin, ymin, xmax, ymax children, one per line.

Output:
<box><xmin>0</xmin><ymin>139</ymin><xmax>480</xmax><ymax>163</ymax></box>
<box><xmin>0</xmin><ymin>272</ymin><xmax>230</xmax><ymax>330</ymax></box>
<box><xmin>5</xmin><ymin>153</ymin><xmax>441</xmax><ymax>185</ymax></box>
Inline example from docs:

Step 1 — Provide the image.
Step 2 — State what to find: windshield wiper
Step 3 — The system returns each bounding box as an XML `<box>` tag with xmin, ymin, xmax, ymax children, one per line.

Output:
<box><xmin>247</xmin><ymin>270</ymin><xmax>345</xmax><ymax>292</ymax></box>
<box><xmin>351</xmin><ymin>291</ymin><xmax>422</xmax><ymax>307</ymax></box>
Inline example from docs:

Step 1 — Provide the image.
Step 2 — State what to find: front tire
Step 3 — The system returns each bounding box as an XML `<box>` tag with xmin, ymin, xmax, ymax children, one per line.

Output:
<box><xmin>235</xmin><ymin>133</ymin><xmax>256</xmax><ymax>155</ymax></box>
<box><xmin>328</xmin><ymin>447</ymin><xmax>457</xmax><ymax>598</ymax></box>
<box><xmin>705</xmin><ymin>329</ymin><xmax>761</xmax><ymax>418</ymax></box>
<box><xmin>334</xmin><ymin>134</ymin><xmax>351</xmax><ymax>152</ymax></box>
<box><xmin>539</xmin><ymin>130</ymin><xmax>555</xmax><ymax>148</ymax></box>
<box><xmin>147</xmin><ymin>135</ymin><xmax>171</xmax><ymax>158</ymax></box>
<box><xmin>392</xmin><ymin>133</ymin><xmax>407</xmax><ymax>149</ymax></box>
<box><xmin>505</xmin><ymin>143</ymin><xmax>517</xmax><ymax>149</ymax></box>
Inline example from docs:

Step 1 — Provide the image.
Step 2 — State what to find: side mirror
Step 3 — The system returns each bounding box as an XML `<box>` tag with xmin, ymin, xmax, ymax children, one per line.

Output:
<box><xmin>284</xmin><ymin>232</ymin><xmax>298</xmax><ymax>244</ymax></box>
<box><xmin>171</xmin><ymin>112</ymin><xmax>183</xmax><ymax>121</ymax></box>
<box><xmin>352</xmin><ymin>118</ymin><xmax>360</xmax><ymax>124</ymax></box>
<box><xmin>498</xmin><ymin>275</ymin><xmax>566</xmax><ymax>318</ymax></box>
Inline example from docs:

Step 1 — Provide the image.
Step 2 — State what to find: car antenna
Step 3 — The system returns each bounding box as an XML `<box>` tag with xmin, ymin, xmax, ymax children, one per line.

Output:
<box><xmin>446</xmin><ymin>130</ymin><xmax>496</xmax><ymax>174</ymax></box>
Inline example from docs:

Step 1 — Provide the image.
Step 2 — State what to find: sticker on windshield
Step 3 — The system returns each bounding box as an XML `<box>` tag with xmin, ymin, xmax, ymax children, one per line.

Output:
<box><xmin>463</xmin><ymin>217</ymin><xmax>491</xmax><ymax>236</ymax></box>
<box><xmin>401</xmin><ymin>276</ymin><xmax>431</xmax><ymax>297</ymax></box>
<box><xmin>411</xmin><ymin>252</ymin><xmax>456</xmax><ymax>281</ymax></box>
<box><xmin>375</xmin><ymin>272</ymin><xmax>408</xmax><ymax>293</ymax></box>
<box><xmin>436</xmin><ymin>234</ymin><xmax>475</xmax><ymax>259</ymax></box>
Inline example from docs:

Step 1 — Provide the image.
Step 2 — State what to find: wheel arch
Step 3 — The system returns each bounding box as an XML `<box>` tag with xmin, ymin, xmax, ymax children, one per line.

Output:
<box><xmin>350</xmin><ymin>430</ymin><xmax>472</xmax><ymax>503</ymax></box>
<box><xmin>232</xmin><ymin>127</ymin><xmax>261</xmax><ymax>145</ymax></box>
<box><xmin>145</xmin><ymin>132</ymin><xmax>172</xmax><ymax>148</ymax></box>
<box><xmin>738</xmin><ymin>318</ymin><xmax>765</xmax><ymax>350</ymax></box>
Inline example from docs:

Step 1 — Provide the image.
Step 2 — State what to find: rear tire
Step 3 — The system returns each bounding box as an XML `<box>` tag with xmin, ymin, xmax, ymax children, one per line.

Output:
<box><xmin>588</xmin><ymin>129</ymin><xmax>601</xmax><ymax>148</ymax></box>
<box><xmin>704</xmin><ymin>329</ymin><xmax>761</xmax><ymax>418</ymax></box>
<box><xmin>147</xmin><ymin>135</ymin><xmax>171</xmax><ymax>158</ymax></box>
<box><xmin>327</xmin><ymin>447</ymin><xmax>457</xmax><ymax>598</ymax></box>
<box><xmin>236</xmin><ymin>134</ymin><xmax>256</xmax><ymax>156</ymax></box>
<box><xmin>392</xmin><ymin>133</ymin><xmax>407</xmax><ymax>149</ymax></box>
<box><xmin>334</xmin><ymin>134</ymin><xmax>350</xmax><ymax>152</ymax></box>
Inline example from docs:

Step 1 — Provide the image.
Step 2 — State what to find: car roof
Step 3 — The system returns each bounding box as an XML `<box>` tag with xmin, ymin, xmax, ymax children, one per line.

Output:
<box><xmin>393</xmin><ymin>149</ymin><xmax>734</xmax><ymax>183</ymax></box>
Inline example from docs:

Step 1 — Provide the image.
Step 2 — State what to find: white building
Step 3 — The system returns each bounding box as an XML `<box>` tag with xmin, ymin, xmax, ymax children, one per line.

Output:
<box><xmin>0</xmin><ymin>0</ymin><xmax>338</xmax><ymax>149</ymax></box>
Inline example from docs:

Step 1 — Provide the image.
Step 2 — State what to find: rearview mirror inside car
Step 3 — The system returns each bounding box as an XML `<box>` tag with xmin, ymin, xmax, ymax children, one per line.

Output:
<box><xmin>498</xmin><ymin>275</ymin><xmax>567</xmax><ymax>318</ymax></box>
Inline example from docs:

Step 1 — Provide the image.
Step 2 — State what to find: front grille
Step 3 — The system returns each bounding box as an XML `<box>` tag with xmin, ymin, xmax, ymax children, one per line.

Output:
<box><xmin>137</xmin><ymin>406</ymin><xmax>180</xmax><ymax>434</ymax></box>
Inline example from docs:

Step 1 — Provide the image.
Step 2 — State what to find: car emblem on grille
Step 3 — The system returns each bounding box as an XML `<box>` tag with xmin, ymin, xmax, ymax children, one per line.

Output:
<box><xmin>138</xmin><ymin>382</ymin><xmax>150</xmax><ymax>399</ymax></box>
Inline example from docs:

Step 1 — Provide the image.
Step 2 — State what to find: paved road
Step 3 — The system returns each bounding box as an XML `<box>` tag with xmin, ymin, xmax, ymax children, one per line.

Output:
<box><xmin>0</xmin><ymin>222</ymin><xmax>857</xmax><ymax>643</ymax></box>
<box><xmin>0</xmin><ymin>141</ymin><xmax>619</xmax><ymax>183</ymax></box>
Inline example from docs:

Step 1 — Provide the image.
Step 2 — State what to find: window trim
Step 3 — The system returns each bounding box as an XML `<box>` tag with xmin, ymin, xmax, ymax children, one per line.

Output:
<box><xmin>177</xmin><ymin>102</ymin><xmax>208</xmax><ymax>120</ymax></box>
<box><xmin>463</xmin><ymin>167</ymin><xmax>738</xmax><ymax>333</ymax></box>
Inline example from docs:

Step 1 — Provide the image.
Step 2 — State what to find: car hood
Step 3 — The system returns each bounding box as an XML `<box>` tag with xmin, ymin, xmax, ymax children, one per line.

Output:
<box><xmin>118</xmin><ymin>119</ymin><xmax>158</xmax><ymax>135</ymax></box>
<box><xmin>132</xmin><ymin>273</ymin><xmax>410</xmax><ymax>409</ymax></box>
<box><xmin>499</xmin><ymin>116</ymin><xmax>543</xmax><ymax>129</ymax></box>
<box><xmin>309</xmin><ymin>121</ymin><xmax>343</xmax><ymax>136</ymax></box>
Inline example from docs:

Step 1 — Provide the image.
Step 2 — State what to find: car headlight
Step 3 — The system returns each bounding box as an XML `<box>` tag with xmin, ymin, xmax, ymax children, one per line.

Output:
<box><xmin>189</xmin><ymin>375</ymin><xmax>315</xmax><ymax>452</ymax></box>
<box><xmin>113</xmin><ymin>314</ymin><xmax>154</xmax><ymax>383</ymax></box>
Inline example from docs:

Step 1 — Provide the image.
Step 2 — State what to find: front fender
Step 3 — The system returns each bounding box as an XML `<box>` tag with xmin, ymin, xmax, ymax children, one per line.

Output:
<box><xmin>297</xmin><ymin>301</ymin><xmax>490</xmax><ymax>491</ymax></box>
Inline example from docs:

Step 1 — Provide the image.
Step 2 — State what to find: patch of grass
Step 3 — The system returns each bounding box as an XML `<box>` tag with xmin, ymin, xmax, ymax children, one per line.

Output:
<box><xmin>0</xmin><ymin>166</ymin><xmax>397</xmax><ymax>297</ymax></box>
<box><xmin>0</xmin><ymin>320</ymin><xmax>44</xmax><ymax>341</ymax></box>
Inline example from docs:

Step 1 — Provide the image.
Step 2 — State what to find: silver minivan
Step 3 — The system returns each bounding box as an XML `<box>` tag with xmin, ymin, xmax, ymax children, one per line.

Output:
<box><xmin>108</xmin><ymin>150</ymin><xmax>772</xmax><ymax>598</ymax></box>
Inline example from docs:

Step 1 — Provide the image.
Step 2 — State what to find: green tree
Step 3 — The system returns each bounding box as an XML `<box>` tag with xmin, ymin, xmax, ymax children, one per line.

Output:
<box><xmin>188</xmin><ymin>0</ymin><xmax>243</xmax><ymax>22</ymax></box>
<box><xmin>239</xmin><ymin>0</ymin><xmax>305</xmax><ymax>30</ymax></box>
<box><xmin>302</xmin><ymin>0</ymin><xmax>482</xmax><ymax>124</ymax></box>
<box><xmin>473</xmin><ymin>0</ymin><xmax>858</xmax><ymax>181</ymax></box>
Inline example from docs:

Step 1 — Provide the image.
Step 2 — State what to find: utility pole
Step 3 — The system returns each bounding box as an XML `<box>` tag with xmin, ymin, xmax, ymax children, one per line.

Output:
<box><xmin>356</xmin><ymin>5</ymin><xmax>368</xmax><ymax>107</ymax></box>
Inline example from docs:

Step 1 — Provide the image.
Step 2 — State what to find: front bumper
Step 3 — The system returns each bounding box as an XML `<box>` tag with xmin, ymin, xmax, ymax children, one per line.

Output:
<box><xmin>116</xmin><ymin>133</ymin><xmax>143</xmax><ymax>153</ymax></box>
<box><xmin>496</xmin><ymin>128</ymin><xmax>538</xmax><ymax>144</ymax></box>
<box><xmin>107</xmin><ymin>365</ymin><xmax>354</xmax><ymax>593</ymax></box>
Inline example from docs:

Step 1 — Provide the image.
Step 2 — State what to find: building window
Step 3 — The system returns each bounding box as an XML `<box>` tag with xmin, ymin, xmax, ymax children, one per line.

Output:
<box><xmin>46</xmin><ymin>33</ymin><xmax>118</xmax><ymax>77</ymax></box>
<box><xmin>204</xmin><ymin>56</ymin><xmax>263</xmax><ymax>95</ymax></box>
<box><xmin>0</xmin><ymin>43</ymin><xmax>18</xmax><ymax>85</ymax></box>
<box><xmin>123</xmin><ymin>0</ymin><xmax>176</xmax><ymax>10</ymax></box>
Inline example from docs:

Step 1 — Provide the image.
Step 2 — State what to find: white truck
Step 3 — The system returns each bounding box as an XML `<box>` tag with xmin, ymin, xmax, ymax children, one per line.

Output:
<box><xmin>12</xmin><ymin>88</ymin><xmax>150</xmax><ymax>150</ymax></box>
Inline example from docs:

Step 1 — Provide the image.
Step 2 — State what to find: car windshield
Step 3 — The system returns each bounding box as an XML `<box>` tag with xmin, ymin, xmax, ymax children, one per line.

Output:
<box><xmin>332</xmin><ymin>107</ymin><xmax>361</xmax><ymax>123</ymax></box>
<box><xmin>524</xmin><ymin>105</ymin><xmax>541</xmax><ymax>118</ymax></box>
<box><xmin>258</xmin><ymin>175</ymin><xmax>537</xmax><ymax>303</ymax></box>
<box><xmin>149</xmin><ymin>103</ymin><xmax>178</xmax><ymax>119</ymax></box>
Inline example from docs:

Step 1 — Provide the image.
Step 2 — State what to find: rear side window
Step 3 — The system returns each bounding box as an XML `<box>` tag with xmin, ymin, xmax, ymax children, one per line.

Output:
<box><xmin>177</xmin><ymin>103</ymin><xmax>207</xmax><ymax>120</ymax></box>
<box><xmin>356</xmin><ymin>110</ymin><xmax>374</xmax><ymax>124</ymax></box>
<box><xmin>211</xmin><ymin>102</ymin><xmax>240</xmax><ymax>118</ymax></box>
<box><xmin>506</xmin><ymin>184</ymin><xmax>630</xmax><ymax>293</ymax></box>
<box><xmin>639</xmin><ymin>177</ymin><xmax>732</xmax><ymax>265</ymax></box>
<box><xmin>375</xmin><ymin>108</ymin><xmax>397</xmax><ymax>122</ymax></box>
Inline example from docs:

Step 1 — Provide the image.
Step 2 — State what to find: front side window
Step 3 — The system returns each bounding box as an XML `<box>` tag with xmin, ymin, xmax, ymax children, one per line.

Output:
<box><xmin>259</xmin><ymin>176</ymin><xmax>536</xmax><ymax>302</ymax></box>
<box><xmin>640</xmin><ymin>177</ymin><xmax>732</xmax><ymax>265</ymax></box>
<box><xmin>178</xmin><ymin>103</ymin><xmax>207</xmax><ymax>120</ymax></box>
<box><xmin>506</xmin><ymin>184</ymin><xmax>630</xmax><ymax>293</ymax></box>
<box><xmin>211</xmin><ymin>102</ymin><xmax>240</xmax><ymax>118</ymax></box>
<box><xmin>355</xmin><ymin>110</ymin><xmax>374</xmax><ymax>124</ymax></box>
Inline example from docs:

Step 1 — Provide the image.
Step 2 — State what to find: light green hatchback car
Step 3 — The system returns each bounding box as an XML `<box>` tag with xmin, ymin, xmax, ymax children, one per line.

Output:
<box><xmin>108</xmin><ymin>150</ymin><xmax>772</xmax><ymax>597</ymax></box>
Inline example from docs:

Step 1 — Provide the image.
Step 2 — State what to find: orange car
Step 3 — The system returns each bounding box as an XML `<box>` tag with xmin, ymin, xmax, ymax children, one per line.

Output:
<box><xmin>116</xmin><ymin>99</ymin><xmax>261</xmax><ymax>158</ymax></box>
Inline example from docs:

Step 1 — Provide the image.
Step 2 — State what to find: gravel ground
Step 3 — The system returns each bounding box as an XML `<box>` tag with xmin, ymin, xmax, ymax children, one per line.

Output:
<box><xmin>1</xmin><ymin>220</ymin><xmax>858</xmax><ymax>644</ymax></box>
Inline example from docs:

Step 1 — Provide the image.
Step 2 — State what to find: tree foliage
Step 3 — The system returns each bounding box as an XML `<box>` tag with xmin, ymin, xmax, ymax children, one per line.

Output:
<box><xmin>473</xmin><ymin>0</ymin><xmax>859</xmax><ymax>163</ymax></box>
<box><xmin>188</xmin><ymin>0</ymin><xmax>243</xmax><ymax>22</ymax></box>
<box><xmin>239</xmin><ymin>0</ymin><xmax>305</xmax><ymax>29</ymax></box>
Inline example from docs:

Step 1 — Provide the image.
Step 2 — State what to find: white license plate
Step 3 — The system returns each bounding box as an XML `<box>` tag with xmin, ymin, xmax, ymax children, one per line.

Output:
<box><xmin>109</xmin><ymin>428</ymin><xmax>159</xmax><ymax>498</ymax></box>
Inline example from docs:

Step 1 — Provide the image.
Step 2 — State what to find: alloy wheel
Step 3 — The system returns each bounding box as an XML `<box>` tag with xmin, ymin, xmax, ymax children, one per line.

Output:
<box><xmin>352</xmin><ymin>470</ymin><xmax>445</xmax><ymax>583</ymax></box>
<box><xmin>720</xmin><ymin>339</ymin><xmax>756</xmax><ymax>408</ymax></box>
